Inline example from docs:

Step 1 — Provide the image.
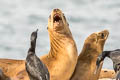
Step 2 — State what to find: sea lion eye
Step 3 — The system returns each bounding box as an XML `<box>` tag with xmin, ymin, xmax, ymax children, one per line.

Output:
<box><xmin>101</xmin><ymin>33</ymin><xmax>104</xmax><ymax>38</ymax></box>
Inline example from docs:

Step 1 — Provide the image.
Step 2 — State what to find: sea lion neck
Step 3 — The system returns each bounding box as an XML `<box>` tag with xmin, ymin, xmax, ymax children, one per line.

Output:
<box><xmin>78</xmin><ymin>43</ymin><xmax>99</xmax><ymax>61</ymax></box>
<box><xmin>48</xmin><ymin>31</ymin><xmax>75</xmax><ymax>58</ymax></box>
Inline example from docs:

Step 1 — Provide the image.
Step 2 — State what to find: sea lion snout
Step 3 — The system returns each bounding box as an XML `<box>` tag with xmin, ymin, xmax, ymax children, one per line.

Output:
<box><xmin>97</xmin><ymin>30</ymin><xmax>109</xmax><ymax>40</ymax></box>
<box><xmin>48</xmin><ymin>9</ymin><xmax>65</xmax><ymax>31</ymax></box>
<box><xmin>53</xmin><ymin>8</ymin><xmax>61</xmax><ymax>12</ymax></box>
<box><xmin>48</xmin><ymin>9</ymin><xmax>71</xmax><ymax>35</ymax></box>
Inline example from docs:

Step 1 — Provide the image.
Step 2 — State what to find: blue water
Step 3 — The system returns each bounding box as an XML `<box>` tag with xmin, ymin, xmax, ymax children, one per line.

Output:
<box><xmin>0</xmin><ymin>0</ymin><xmax>120</xmax><ymax>69</ymax></box>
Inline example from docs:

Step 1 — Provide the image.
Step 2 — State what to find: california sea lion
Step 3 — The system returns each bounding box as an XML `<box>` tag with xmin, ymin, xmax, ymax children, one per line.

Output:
<box><xmin>96</xmin><ymin>49</ymin><xmax>120</xmax><ymax>80</ymax></box>
<box><xmin>0</xmin><ymin>9</ymin><xmax>78</xmax><ymax>80</ymax></box>
<box><xmin>40</xmin><ymin>8</ymin><xmax>78</xmax><ymax>80</ymax></box>
<box><xmin>70</xmin><ymin>30</ymin><xmax>109</xmax><ymax>80</ymax></box>
<box><xmin>25</xmin><ymin>29</ymin><xmax>50</xmax><ymax>80</ymax></box>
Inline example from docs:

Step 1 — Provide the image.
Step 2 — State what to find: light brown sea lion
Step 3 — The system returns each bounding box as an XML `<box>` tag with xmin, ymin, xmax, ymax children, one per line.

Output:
<box><xmin>0</xmin><ymin>9</ymin><xmax>78</xmax><ymax>80</ymax></box>
<box><xmin>70</xmin><ymin>30</ymin><xmax>109</xmax><ymax>80</ymax></box>
<box><xmin>40</xmin><ymin>8</ymin><xmax>78</xmax><ymax>80</ymax></box>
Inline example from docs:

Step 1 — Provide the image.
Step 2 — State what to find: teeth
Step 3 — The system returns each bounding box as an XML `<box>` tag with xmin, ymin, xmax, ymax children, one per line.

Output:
<box><xmin>54</xmin><ymin>14</ymin><xmax>60</xmax><ymax>18</ymax></box>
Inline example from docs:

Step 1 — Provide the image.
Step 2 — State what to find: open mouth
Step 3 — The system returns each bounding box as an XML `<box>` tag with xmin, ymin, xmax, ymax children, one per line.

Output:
<box><xmin>53</xmin><ymin>14</ymin><xmax>62</xmax><ymax>22</ymax></box>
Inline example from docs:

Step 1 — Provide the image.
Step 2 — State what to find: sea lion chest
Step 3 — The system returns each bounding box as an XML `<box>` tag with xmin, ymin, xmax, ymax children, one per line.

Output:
<box><xmin>41</xmin><ymin>40</ymin><xmax>78</xmax><ymax>80</ymax></box>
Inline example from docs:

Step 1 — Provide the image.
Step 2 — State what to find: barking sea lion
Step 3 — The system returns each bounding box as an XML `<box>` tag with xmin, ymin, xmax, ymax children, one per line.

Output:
<box><xmin>70</xmin><ymin>30</ymin><xmax>109</xmax><ymax>80</ymax></box>
<box><xmin>26</xmin><ymin>29</ymin><xmax>50</xmax><ymax>80</ymax></box>
<box><xmin>40</xmin><ymin>8</ymin><xmax>78</xmax><ymax>80</ymax></box>
<box><xmin>0</xmin><ymin>9</ymin><xmax>78</xmax><ymax>80</ymax></box>
<box><xmin>96</xmin><ymin>49</ymin><xmax>120</xmax><ymax>80</ymax></box>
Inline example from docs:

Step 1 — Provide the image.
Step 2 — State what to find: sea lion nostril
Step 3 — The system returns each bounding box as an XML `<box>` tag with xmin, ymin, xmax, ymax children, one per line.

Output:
<box><xmin>54</xmin><ymin>9</ymin><xmax>59</xmax><ymax>12</ymax></box>
<box><xmin>53</xmin><ymin>9</ymin><xmax>56</xmax><ymax>12</ymax></box>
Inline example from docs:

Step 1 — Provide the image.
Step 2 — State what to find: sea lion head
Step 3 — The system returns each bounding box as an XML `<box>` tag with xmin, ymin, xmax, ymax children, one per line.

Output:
<box><xmin>85</xmin><ymin>30</ymin><xmax>109</xmax><ymax>55</ymax></box>
<box><xmin>48</xmin><ymin>9</ymin><xmax>71</xmax><ymax>35</ymax></box>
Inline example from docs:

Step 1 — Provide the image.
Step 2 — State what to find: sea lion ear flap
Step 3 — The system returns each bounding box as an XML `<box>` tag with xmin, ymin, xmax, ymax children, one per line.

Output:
<box><xmin>101</xmin><ymin>33</ymin><xmax>105</xmax><ymax>39</ymax></box>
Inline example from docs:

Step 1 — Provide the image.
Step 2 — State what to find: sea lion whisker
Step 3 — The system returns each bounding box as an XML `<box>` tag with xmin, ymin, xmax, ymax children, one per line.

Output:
<box><xmin>49</xmin><ymin>35</ymin><xmax>63</xmax><ymax>49</ymax></box>
<box><xmin>49</xmin><ymin>32</ymin><xmax>64</xmax><ymax>48</ymax></box>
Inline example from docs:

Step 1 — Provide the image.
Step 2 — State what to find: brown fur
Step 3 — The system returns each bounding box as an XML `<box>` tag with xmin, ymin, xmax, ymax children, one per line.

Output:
<box><xmin>70</xmin><ymin>30</ymin><xmax>109</xmax><ymax>80</ymax></box>
<box><xmin>0</xmin><ymin>9</ymin><xmax>78</xmax><ymax>80</ymax></box>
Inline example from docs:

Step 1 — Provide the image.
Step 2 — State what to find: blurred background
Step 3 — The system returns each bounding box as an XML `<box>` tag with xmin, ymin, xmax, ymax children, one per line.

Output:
<box><xmin>0</xmin><ymin>0</ymin><xmax>120</xmax><ymax>69</ymax></box>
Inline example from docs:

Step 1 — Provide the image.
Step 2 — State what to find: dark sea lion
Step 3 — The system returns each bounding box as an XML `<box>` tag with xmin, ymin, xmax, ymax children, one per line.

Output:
<box><xmin>0</xmin><ymin>9</ymin><xmax>78</xmax><ymax>80</ymax></box>
<box><xmin>70</xmin><ymin>30</ymin><xmax>109</xmax><ymax>80</ymax></box>
<box><xmin>25</xmin><ymin>29</ymin><xmax>50</xmax><ymax>80</ymax></box>
<box><xmin>96</xmin><ymin>49</ymin><xmax>120</xmax><ymax>80</ymax></box>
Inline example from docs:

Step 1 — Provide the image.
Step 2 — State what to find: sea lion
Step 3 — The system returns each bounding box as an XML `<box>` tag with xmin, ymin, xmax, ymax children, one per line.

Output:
<box><xmin>70</xmin><ymin>30</ymin><xmax>109</xmax><ymax>80</ymax></box>
<box><xmin>96</xmin><ymin>49</ymin><xmax>120</xmax><ymax>80</ymax></box>
<box><xmin>40</xmin><ymin>8</ymin><xmax>78</xmax><ymax>80</ymax></box>
<box><xmin>99</xmin><ymin>69</ymin><xmax>115</xmax><ymax>79</ymax></box>
<box><xmin>0</xmin><ymin>8</ymin><xmax>78</xmax><ymax>80</ymax></box>
<box><xmin>25</xmin><ymin>29</ymin><xmax>50</xmax><ymax>80</ymax></box>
